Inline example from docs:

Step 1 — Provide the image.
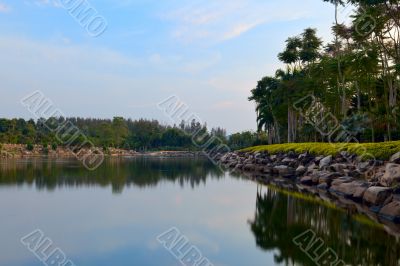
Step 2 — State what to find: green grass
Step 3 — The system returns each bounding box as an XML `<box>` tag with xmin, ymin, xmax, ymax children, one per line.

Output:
<box><xmin>240</xmin><ymin>141</ymin><xmax>400</xmax><ymax>160</ymax></box>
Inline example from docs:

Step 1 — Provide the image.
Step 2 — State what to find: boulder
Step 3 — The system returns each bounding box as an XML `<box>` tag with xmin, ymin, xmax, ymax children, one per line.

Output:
<box><xmin>282</xmin><ymin>158</ymin><xmax>294</xmax><ymax>163</ymax></box>
<box><xmin>390</xmin><ymin>152</ymin><xmax>400</xmax><ymax>164</ymax></box>
<box><xmin>296</xmin><ymin>165</ymin><xmax>307</xmax><ymax>176</ymax></box>
<box><xmin>331</xmin><ymin>181</ymin><xmax>368</xmax><ymax>200</ymax></box>
<box><xmin>319</xmin><ymin>155</ymin><xmax>333</xmax><ymax>169</ymax></box>
<box><xmin>243</xmin><ymin>159</ymin><xmax>254</xmax><ymax>164</ymax></box>
<box><xmin>300</xmin><ymin>176</ymin><xmax>313</xmax><ymax>185</ymax></box>
<box><xmin>380</xmin><ymin>163</ymin><xmax>400</xmax><ymax>187</ymax></box>
<box><xmin>307</xmin><ymin>163</ymin><xmax>318</xmax><ymax>171</ymax></box>
<box><xmin>220</xmin><ymin>154</ymin><xmax>231</xmax><ymax>163</ymax></box>
<box><xmin>357</xmin><ymin>161</ymin><xmax>371</xmax><ymax>172</ymax></box>
<box><xmin>235</xmin><ymin>164</ymin><xmax>244</xmax><ymax>170</ymax></box>
<box><xmin>243</xmin><ymin>164</ymin><xmax>256</xmax><ymax>171</ymax></box>
<box><xmin>340</xmin><ymin>151</ymin><xmax>350</xmax><ymax>157</ymax></box>
<box><xmin>315</xmin><ymin>156</ymin><xmax>323</xmax><ymax>164</ymax></box>
<box><xmin>379</xmin><ymin>200</ymin><xmax>400</xmax><ymax>223</ymax></box>
<box><xmin>318</xmin><ymin>172</ymin><xmax>341</xmax><ymax>185</ymax></box>
<box><xmin>298</xmin><ymin>153</ymin><xmax>314</xmax><ymax>165</ymax></box>
<box><xmin>331</xmin><ymin>176</ymin><xmax>353</xmax><ymax>187</ymax></box>
<box><xmin>227</xmin><ymin>161</ymin><xmax>238</xmax><ymax>168</ymax></box>
<box><xmin>263</xmin><ymin>166</ymin><xmax>273</xmax><ymax>174</ymax></box>
<box><xmin>312</xmin><ymin>175</ymin><xmax>320</xmax><ymax>184</ymax></box>
<box><xmin>273</xmin><ymin>165</ymin><xmax>295</xmax><ymax>177</ymax></box>
<box><xmin>329</xmin><ymin>163</ymin><xmax>347</xmax><ymax>173</ymax></box>
<box><xmin>363</xmin><ymin>186</ymin><xmax>392</xmax><ymax>206</ymax></box>
<box><xmin>317</xmin><ymin>183</ymin><xmax>329</xmax><ymax>190</ymax></box>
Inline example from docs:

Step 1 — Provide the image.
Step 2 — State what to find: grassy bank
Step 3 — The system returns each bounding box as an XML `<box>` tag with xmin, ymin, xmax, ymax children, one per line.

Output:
<box><xmin>240</xmin><ymin>141</ymin><xmax>400</xmax><ymax>160</ymax></box>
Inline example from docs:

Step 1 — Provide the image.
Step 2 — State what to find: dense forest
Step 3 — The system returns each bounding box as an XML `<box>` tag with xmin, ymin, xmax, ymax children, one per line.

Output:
<box><xmin>249</xmin><ymin>0</ymin><xmax>400</xmax><ymax>144</ymax></box>
<box><xmin>0</xmin><ymin>117</ymin><xmax>266</xmax><ymax>151</ymax></box>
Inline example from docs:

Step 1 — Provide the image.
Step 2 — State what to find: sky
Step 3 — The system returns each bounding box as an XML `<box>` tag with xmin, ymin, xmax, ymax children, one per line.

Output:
<box><xmin>0</xmin><ymin>0</ymin><xmax>341</xmax><ymax>133</ymax></box>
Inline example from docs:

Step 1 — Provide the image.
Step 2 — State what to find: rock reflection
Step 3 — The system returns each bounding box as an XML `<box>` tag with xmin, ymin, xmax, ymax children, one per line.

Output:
<box><xmin>249</xmin><ymin>185</ymin><xmax>400</xmax><ymax>266</ymax></box>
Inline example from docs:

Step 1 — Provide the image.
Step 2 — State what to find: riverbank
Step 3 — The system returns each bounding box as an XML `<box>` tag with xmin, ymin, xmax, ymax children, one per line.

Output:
<box><xmin>216</xmin><ymin>143</ymin><xmax>400</xmax><ymax>227</ymax></box>
<box><xmin>0</xmin><ymin>144</ymin><xmax>203</xmax><ymax>158</ymax></box>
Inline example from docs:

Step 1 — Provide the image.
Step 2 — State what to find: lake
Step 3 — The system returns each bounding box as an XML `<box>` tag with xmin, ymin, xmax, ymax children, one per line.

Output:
<box><xmin>0</xmin><ymin>157</ymin><xmax>399</xmax><ymax>266</ymax></box>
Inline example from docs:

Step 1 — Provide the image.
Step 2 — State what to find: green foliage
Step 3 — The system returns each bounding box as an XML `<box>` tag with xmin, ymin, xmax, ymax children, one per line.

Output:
<box><xmin>249</xmin><ymin>1</ymin><xmax>400</xmax><ymax>144</ymax></box>
<box><xmin>0</xmin><ymin>117</ymin><xmax>229</xmax><ymax>152</ymax></box>
<box><xmin>228</xmin><ymin>131</ymin><xmax>268</xmax><ymax>150</ymax></box>
<box><xmin>51</xmin><ymin>143</ymin><xmax>58</xmax><ymax>151</ymax></box>
<box><xmin>241</xmin><ymin>141</ymin><xmax>400</xmax><ymax>160</ymax></box>
<box><xmin>26</xmin><ymin>143</ymin><xmax>34</xmax><ymax>151</ymax></box>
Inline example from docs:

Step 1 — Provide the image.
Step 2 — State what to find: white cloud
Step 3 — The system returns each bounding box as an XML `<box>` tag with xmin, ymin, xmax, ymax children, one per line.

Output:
<box><xmin>222</xmin><ymin>20</ymin><xmax>265</xmax><ymax>40</ymax></box>
<box><xmin>27</xmin><ymin>0</ymin><xmax>62</xmax><ymax>8</ymax></box>
<box><xmin>0</xmin><ymin>2</ymin><xmax>11</xmax><ymax>13</ymax></box>
<box><xmin>163</xmin><ymin>0</ymin><xmax>308</xmax><ymax>43</ymax></box>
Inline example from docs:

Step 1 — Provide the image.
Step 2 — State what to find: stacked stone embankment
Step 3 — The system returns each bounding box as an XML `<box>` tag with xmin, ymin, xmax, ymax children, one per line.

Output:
<box><xmin>216</xmin><ymin>150</ymin><xmax>400</xmax><ymax>224</ymax></box>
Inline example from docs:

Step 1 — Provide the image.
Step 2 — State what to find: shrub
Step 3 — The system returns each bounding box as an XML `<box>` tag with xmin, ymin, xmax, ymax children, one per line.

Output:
<box><xmin>26</xmin><ymin>143</ymin><xmax>34</xmax><ymax>151</ymax></box>
<box><xmin>240</xmin><ymin>141</ymin><xmax>400</xmax><ymax>160</ymax></box>
<box><xmin>51</xmin><ymin>143</ymin><xmax>58</xmax><ymax>151</ymax></box>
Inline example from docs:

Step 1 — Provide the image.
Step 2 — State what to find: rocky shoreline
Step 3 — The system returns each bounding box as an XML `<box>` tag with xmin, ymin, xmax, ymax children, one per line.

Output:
<box><xmin>216</xmin><ymin>150</ymin><xmax>400</xmax><ymax>228</ymax></box>
<box><xmin>0</xmin><ymin>144</ymin><xmax>204</xmax><ymax>159</ymax></box>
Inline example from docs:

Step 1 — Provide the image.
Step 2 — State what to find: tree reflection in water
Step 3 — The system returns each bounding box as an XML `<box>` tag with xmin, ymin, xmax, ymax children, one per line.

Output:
<box><xmin>249</xmin><ymin>185</ymin><xmax>400</xmax><ymax>266</ymax></box>
<box><xmin>0</xmin><ymin>157</ymin><xmax>223</xmax><ymax>193</ymax></box>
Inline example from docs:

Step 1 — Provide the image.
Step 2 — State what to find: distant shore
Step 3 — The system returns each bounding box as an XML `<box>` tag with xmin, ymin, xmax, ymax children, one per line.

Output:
<box><xmin>0</xmin><ymin>144</ymin><xmax>204</xmax><ymax>159</ymax></box>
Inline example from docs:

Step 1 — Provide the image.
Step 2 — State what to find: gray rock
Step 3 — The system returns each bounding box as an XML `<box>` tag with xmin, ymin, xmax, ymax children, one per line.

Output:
<box><xmin>363</xmin><ymin>186</ymin><xmax>392</xmax><ymax>206</ymax></box>
<box><xmin>243</xmin><ymin>164</ymin><xmax>256</xmax><ymax>171</ymax></box>
<box><xmin>318</xmin><ymin>172</ymin><xmax>341</xmax><ymax>185</ymax></box>
<box><xmin>282</xmin><ymin>158</ymin><xmax>295</xmax><ymax>164</ymax></box>
<box><xmin>273</xmin><ymin>165</ymin><xmax>295</xmax><ymax>177</ymax></box>
<box><xmin>220</xmin><ymin>154</ymin><xmax>230</xmax><ymax>163</ymax></box>
<box><xmin>300</xmin><ymin>176</ymin><xmax>313</xmax><ymax>185</ymax></box>
<box><xmin>379</xmin><ymin>200</ymin><xmax>400</xmax><ymax>223</ymax></box>
<box><xmin>235</xmin><ymin>164</ymin><xmax>244</xmax><ymax>170</ymax></box>
<box><xmin>340</xmin><ymin>151</ymin><xmax>350</xmax><ymax>157</ymax></box>
<box><xmin>227</xmin><ymin>161</ymin><xmax>237</xmax><ymax>168</ymax></box>
<box><xmin>298</xmin><ymin>153</ymin><xmax>308</xmax><ymax>160</ymax></box>
<box><xmin>329</xmin><ymin>163</ymin><xmax>347</xmax><ymax>173</ymax></box>
<box><xmin>263</xmin><ymin>166</ymin><xmax>273</xmax><ymax>174</ymax></box>
<box><xmin>331</xmin><ymin>181</ymin><xmax>368</xmax><ymax>200</ymax></box>
<box><xmin>315</xmin><ymin>156</ymin><xmax>323</xmax><ymax>164</ymax></box>
<box><xmin>319</xmin><ymin>155</ymin><xmax>333</xmax><ymax>169</ymax></box>
<box><xmin>380</xmin><ymin>163</ymin><xmax>400</xmax><ymax>187</ymax></box>
<box><xmin>317</xmin><ymin>183</ymin><xmax>329</xmax><ymax>190</ymax></box>
<box><xmin>357</xmin><ymin>161</ymin><xmax>371</xmax><ymax>172</ymax></box>
<box><xmin>307</xmin><ymin>163</ymin><xmax>318</xmax><ymax>170</ymax></box>
<box><xmin>390</xmin><ymin>152</ymin><xmax>400</xmax><ymax>164</ymax></box>
<box><xmin>331</xmin><ymin>176</ymin><xmax>354</xmax><ymax>186</ymax></box>
<box><xmin>296</xmin><ymin>165</ymin><xmax>307</xmax><ymax>176</ymax></box>
<box><xmin>244</xmin><ymin>159</ymin><xmax>253</xmax><ymax>164</ymax></box>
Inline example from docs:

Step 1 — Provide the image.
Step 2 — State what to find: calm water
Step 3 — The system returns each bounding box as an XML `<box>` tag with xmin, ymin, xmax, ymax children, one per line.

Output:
<box><xmin>0</xmin><ymin>158</ymin><xmax>399</xmax><ymax>266</ymax></box>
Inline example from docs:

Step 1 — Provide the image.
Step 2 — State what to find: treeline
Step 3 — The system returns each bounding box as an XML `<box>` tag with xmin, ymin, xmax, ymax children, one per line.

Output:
<box><xmin>249</xmin><ymin>0</ymin><xmax>400</xmax><ymax>144</ymax></box>
<box><xmin>0</xmin><ymin>117</ymin><xmax>265</xmax><ymax>151</ymax></box>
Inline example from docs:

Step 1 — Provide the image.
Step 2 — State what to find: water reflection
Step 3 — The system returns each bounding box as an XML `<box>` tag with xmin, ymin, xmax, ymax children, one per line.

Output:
<box><xmin>1</xmin><ymin>158</ymin><xmax>400</xmax><ymax>265</ymax></box>
<box><xmin>249</xmin><ymin>185</ymin><xmax>400</xmax><ymax>266</ymax></box>
<box><xmin>0</xmin><ymin>157</ymin><xmax>224</xmax><ymax>193</ymax></box>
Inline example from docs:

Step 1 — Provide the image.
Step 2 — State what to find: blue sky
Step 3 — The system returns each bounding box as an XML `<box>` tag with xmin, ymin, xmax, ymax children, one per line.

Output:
<box><xmin>0</xmin><ymin>0</ymin><xmax>339</xmax><ymax>133</ymax></box>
